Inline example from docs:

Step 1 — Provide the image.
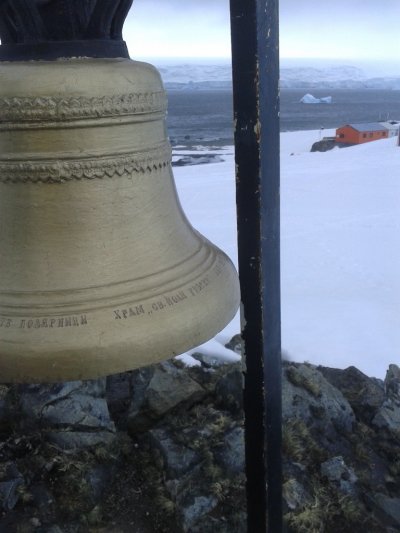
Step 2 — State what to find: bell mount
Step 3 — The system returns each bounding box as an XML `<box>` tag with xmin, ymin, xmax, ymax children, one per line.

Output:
<box><xmin>0</xmin><ymin>0</ymin><xmax>133</xmax><ymax>60</ymax></box>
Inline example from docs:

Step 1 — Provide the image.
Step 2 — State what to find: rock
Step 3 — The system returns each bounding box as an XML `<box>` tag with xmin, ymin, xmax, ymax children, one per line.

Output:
<box><xmin>0</xmin><ymin>385</ymin><xmax>9</xmax><ymax>422</ymax></box>
<box><xmin>87</xmin><ymin>504</ymin><xmax>102</xmax><ymax>525</ymax></box>
<box><xmin>17</xmin><ymin>379</ymin><xmax>115</xmax><ymax>450</ymax></box>
<box><xmin>0</xmin><ymin>478</ymin><xmax>24</xmax><ymax>511</ymax></box>
<box><xmin>283</xmin><ymin>479</ymin><xmax>311</xmax><ymax>511</ymax></box>
<box><xmin>372</xmin><ymin>399</ymin><xmax>400</xmax><ymax>437</ymax></box>
<box><xmin>106</xmin><ymin>371</ymin><xmax>133</xmax><ymax>427</ymax></box>
<box><xmin>191</xmin><ymin>352</ymin><xmax>228</xmax><ymax>368</ymax></box>
<box><xmin>320</xmin><ymin>456</ymin><xmax>358</xmax><ymax>494</ymax></box>
<box><xmin>384</xmin><ymin>364</ymin><xmax>400</xmax><ymax>400</ymax></box>
<box><xmin>0</xmin><ymin>463</ymin><xmax>24</xmax><ymax>511</ymax></box>
<box><xmin>165</xmin><ymin>462</ymin><xmax>221</xmax><ymax>529</ymax></box>
<box><xmin>46</xmin><ymin>430</ymin><xmax>116</xmax><ymax>450</ymax></box>
<box><xmin>181</xmin><ymin>495</ymin><xmax>218</xmax><ymax>531</ymax></box>
<box><xmin>172</xmin><ymin>154</ymin><xmax>224</xmax><ymax>167</ymax></box>
<box><xmin>311</xmin><ymin>139</ymin><xmax>336</xmax><ymax>152</ymax></box>
<box><xmin>149</xmin><ymin>428</ymin><xmax>200</xmax><ymax>478</ymax></box>
<box><xmin>123</xmin><ymin>366</ymin><xmax>155</xmax><ymax>430</ymax></box>
<box><xmin>128</xmin><ymin>361</ymin><xmax>206</xmax><ymax>432</ymax></box>
<box><xmin>30</xmin><ymin>483</ymin><xmax>55</xmax><ymax>518</ymax></box>
<box><xmin>41</xmin><ymin>393</ymin><xmax>114</xmax><ymax>431</ymax></box>
<box><xmin>215</xmin><ymin>366</ymin><xmax>243</xmax><ymax>413</ymax></box>
<box><xmin>214</xmin><ymin>426</ymin><xmax>245</xmax><ymax>475</ymax></box>
<box><xmin>85</xmin><ymin>465</ymin><xmax>114</xmax><ymax>505</ymax></box>
<box><xmin>187</xmin><ymin>513</ymin><xmax>246</xmax><ymax>533</ymax></box>
<box><xmin>3</xmin><ymin>356</ymin><xmax>400</xmax><ymax>532</ymax></box>
<box><xmin>18</xmin><ymin>380</ymin><xmax>106</xmax><ymax>419</ymax></box>
<box><xmin>319</xmin><ymin>365</ymin><xmax>385</xmax><ymax>423</ymax></box>
<box><xmin>224</xmin><ymin>334</ymin><xmax>242</xmax><ymax>354</ymax></box>
<box><xmin>145</xmin><ymin>362</ymin><xmax>206</xmax><ymax>415</ymax></box>
<box><xmin>146</xmin><ymin>398</ymin><xmax>245</xmax><ymax>532</ymax></box>
<box><xmin>283</xmin><ymin>363</ymin><xmax>355</xmax><ymax>434</ymax></box>
<box><xmin>371</xmin><ymin>493</ymin><xmax>400</xmax><ymax>527</ymax></box>
<box><xmin>30</xmin><ymin>517</ymin><xmax>41</xmax><ymax>527</ymax></box>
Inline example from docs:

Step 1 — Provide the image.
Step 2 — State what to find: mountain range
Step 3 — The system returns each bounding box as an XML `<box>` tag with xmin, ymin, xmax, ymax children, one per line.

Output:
<box><xmin>154</xmin><ymin>62</ymin><xmax>400</xmax><ymax>91</ymax></box>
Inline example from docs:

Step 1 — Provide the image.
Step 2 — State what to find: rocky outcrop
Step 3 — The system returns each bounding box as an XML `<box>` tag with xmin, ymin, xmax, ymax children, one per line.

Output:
<box><xmin>18</xmin><ymin>380</ymin><xmax>116</xmax><ymax>450</ymax></box>
<box><xmin>124</xmin><ymin>357</ymin><xmax>246</xmax><ymax>532</ymax></box>
<box><xmin>318</xmin><ymin>365</ymin><xmax>385</xmax><ymax>424</ymax></box>
<box><xmin>0</xmin><ymin>342</ymin><xmax>399</xmax><ymax>532</ymax></box>
<box><xmin>310</xmin><ymin>138</ymin><xmax>336</xmax><ymax>152</ymax></box>
<box><xmin>283</xmin><ymin>362</ymin><xmax>400</xmax><ymax>532</ymax></box>
<box><xmin>126</xmin><ymin>361</ymin><xmax>207</xmax><ymax>432</ymax></box>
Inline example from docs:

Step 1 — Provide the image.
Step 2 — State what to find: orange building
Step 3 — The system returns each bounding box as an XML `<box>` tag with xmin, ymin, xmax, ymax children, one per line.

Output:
<box><xmin>335</xmin><ymin>123</ymin><xmax>388</xmax><ymax>144</ymax></box>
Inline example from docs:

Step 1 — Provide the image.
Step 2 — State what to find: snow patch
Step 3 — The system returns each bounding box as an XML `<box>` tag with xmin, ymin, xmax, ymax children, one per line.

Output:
<box><xmin>174</xmin><ymin>132</ymin><xmax>400</xmax><ymax>379</ymax></box>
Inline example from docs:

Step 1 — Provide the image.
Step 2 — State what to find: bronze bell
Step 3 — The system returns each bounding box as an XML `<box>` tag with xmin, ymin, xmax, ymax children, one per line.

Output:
<box><xmin>0</xmin><ymin>0</ymin><xmax>240</xmax><ymax>382</ymax></box>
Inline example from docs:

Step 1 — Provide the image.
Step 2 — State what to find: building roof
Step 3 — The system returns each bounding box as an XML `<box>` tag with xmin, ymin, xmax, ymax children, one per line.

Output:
<box><xmin>346</xmin><ymin>123</ymin><xmax>388</xmax><ymax>132</ymax></box>
<box><xmin>379</xmin><ymin>121</ymin><xmax>400</xmax><ymax>129</ymax></box>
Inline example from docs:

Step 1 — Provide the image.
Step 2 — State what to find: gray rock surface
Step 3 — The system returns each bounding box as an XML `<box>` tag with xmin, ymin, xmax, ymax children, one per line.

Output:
<box><xmin>283</xmin><ymin>363</ymin><xmax>355</xmax><ymax>433</ymax></box>
<box><xmin>127</xmin><ymin>361</ymin><xmax>206</xmax><ymax>431</ymax></box>
<box><xmin>0</xmin><ymin>478</ymin><xmax>24</xmax><ymax>511</ymax></box>
<box><xmin>0</xmin><ymin>462</ymin><xmax>24</xmax><ymax>511</ymax></box>
<box><xmin>385</xmin><ymin>364</ymin><xmax>400</xmax><ymax>400</ymax></box>
<box><xmin>0</xmin><ymin>385</ymin><xmax>9</xmax><ymax>423</ymax></box>
<box><xmin>191</xmin><ymin>352</ymin><xmax>229</xmax><ymax>367</ymax></box>
<box><xmin>371</xmin><ymin>493</ymin><xmax>400</xmax><ymax>527</ymax></box>
<box><xmin>215</xmin><ymin>366</ymin><xmax>243</xmax><ymax>413</ymax></box>
<box><xmin>224</xmin><ymin>334</ymin><xmax>243</xmax><ymax>354</ymax></box>
<box><xmin>149</xmin><ymin>428</ymin><xmax>200</xmax><ymax>478</ymax></box>
<box><xmin>214</xmin><ymin>426</ymin><xmax>245</xmax><ymax>475</ymax></box>
<box><xmin>18</xmin><ymin>380</ymin><xmax>106</xmax><ymax>418</ymax></box>
<box><xmin>181</xmin><ymin>495</ymin><xmax>218</xmax><ymax>531</ymax></box>
<box><xmin>372</xmin><ymin>399</ymin><xmax>400</xmax><ymax>436</ymax></box>
<box><xmin>319</xmin><ymin>365</ymin><xmax>385</xmax><ymax>423</ymax></box>
<box><xmin>17</xmin><ymin>379</ymin><xmax>115</xmax><ymax>450</ymax></box>
<box><xmin>320</xmin><ymin>456</ymin><xmax>358</xmax><ymax>494</ymax></box>
<box><xmin>283</xmin><ymin>478</ymin><xmax>311</xmax><ymax>511</ymax></box>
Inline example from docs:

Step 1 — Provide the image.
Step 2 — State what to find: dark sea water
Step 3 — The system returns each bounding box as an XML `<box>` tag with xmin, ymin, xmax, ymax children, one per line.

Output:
<box><xmin>166</xmin><ymin>90</ymin><xmax>234</xmax><ymax>146</ymax></box>
<box><xmin>166</xmin><ymin>88</ymin><xmax>400</xmax><ymax>144</ymax></box>
<box><xmin>280</xmin><ymin>89</ymin><xmax>400</xmax><ymax>132</ymax></box>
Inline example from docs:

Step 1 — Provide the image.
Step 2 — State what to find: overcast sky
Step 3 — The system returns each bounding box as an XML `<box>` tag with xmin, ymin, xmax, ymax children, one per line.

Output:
<box><xmin>125</xmin><ymin>0</ymin><xmax>400</xmax><ymax>67</ymax></box>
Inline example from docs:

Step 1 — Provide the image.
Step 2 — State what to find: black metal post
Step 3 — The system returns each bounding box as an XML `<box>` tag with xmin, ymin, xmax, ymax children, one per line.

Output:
<box><xmin>230</xmin><ymin>1</ymin><xmax>281</xmax><ymax>531</ymax></box>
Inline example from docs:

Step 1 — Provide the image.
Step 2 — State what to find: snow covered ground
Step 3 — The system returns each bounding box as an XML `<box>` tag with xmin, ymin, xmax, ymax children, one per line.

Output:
<box><xmin>174</xmin><ymin>131</ymin><xmax>400</xmax><ymax>379</ymax></box>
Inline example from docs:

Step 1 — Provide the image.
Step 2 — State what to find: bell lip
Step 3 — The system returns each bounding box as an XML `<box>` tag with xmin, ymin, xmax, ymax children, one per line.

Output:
<box><xmin>0</xmin><ymin>295</ymin><xmax>240</xmax><ymax>384</ymax></box>
<box><xmin>0</xmin><ymin>251</ymin><xmax>240</xmax><ymax>384</ymax></box>
<box><xmin>0</xmin><ymin>40</ymin><xmax>130</xmax><ymax>62</ymax></box>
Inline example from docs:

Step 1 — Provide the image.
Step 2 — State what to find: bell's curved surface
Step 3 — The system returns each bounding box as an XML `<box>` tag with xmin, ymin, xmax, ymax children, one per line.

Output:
<box><xmin>0</xmin><ymin>59</ymin><xmax>240</xmax><ymax>382</ymax></box>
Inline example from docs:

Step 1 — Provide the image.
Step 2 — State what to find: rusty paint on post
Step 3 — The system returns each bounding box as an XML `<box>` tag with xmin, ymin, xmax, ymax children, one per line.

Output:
<box><xmin>230</xmin><ymin>0</ymin><xmax>281</xmax><ymax>531</ymax></box>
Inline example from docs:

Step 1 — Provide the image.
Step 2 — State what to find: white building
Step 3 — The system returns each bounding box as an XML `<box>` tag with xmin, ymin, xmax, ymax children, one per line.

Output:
<box><xmin>379</xmin><ymin>120</ymin><xmax>400</xmax><ymax>137</ymax></box>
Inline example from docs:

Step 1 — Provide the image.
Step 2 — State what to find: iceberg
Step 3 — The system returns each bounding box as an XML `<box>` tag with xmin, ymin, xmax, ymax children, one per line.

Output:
<box><xmin>300</xmin><ymin>93</ymin><xmax>332</xmax><ymax>104</ymax></box>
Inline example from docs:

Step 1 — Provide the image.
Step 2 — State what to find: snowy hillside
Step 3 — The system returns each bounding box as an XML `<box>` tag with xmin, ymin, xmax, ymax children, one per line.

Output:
<box><xmin>155</xmin><ymin>62</ymin><xmax>232</xmax><ymax>91</ymax></box>
<box><xmin>281</xmin><ymin>71</ymin><xmax>400</xmax><ymax>90</ymax></box>
<box><xmin>174</xmin><ymin>132</ymin><xmax>400</xmax><ymax>379</ymax></box>
<box><xmin>153</xmin><ymin>61</ymin><xmax>400</xmax><ymax>90</ymax></box>
<box><xmin>156</xmin><ymin>62</ymin><xmax>232</xmax><ymax>83</ymax></box>
<box><xmin>280</xmin><ymin>65</ymin><xmax>367</xmax><ymax>89</ymax></box>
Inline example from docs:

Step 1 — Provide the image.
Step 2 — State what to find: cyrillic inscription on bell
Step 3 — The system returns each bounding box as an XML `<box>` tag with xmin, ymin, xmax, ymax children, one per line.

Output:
<box><xmin>0</xmin><ymin>4</ymin><xmax>240</xmax><ymax>383</ymax></box>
